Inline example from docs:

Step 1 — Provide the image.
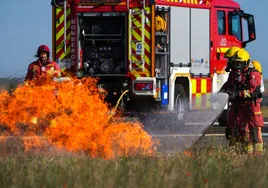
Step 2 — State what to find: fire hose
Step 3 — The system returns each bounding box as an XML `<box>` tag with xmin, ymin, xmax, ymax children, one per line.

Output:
<box><xmin>155</xmin><ymin>15</ymin><xmax>166</xmax><ymax>32</ymax></box>
<box><xmin>107</xmin><ymin>90</ymin><xmax>129</xmax><ymax>122</ymax></box>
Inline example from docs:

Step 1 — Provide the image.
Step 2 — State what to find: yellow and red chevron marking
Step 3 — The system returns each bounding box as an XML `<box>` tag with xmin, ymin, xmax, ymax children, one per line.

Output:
<box><xmin>55</xmin><ymin>7</ymin><xmax>71</xmax><ymax>60</ymax></box>
<box><xmin>130</xmin><ymin>7</ymin><xmax>151</xmax><ymax>80</ymax></box>
<box><xmin>191</xmin><ymin>77</ymin><xmax>212</xmax><ymax>109</ymax></box>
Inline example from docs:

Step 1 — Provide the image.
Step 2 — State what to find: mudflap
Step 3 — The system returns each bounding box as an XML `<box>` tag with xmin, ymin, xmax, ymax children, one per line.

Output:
<box><xmin>136</xmin><ymin>92</ymin><xmax>229</xmax><ymax>154</ymax></box>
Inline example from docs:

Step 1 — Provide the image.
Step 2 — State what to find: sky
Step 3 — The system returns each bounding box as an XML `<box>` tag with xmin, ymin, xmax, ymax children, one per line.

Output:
<box><xmin>0</xmin><ymin>0</ymin><xmax>267</xmax><ymax>78</ymax></box>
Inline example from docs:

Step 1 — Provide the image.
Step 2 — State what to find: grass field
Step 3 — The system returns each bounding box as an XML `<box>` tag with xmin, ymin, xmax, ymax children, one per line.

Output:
<box><xmin>0</xmin><ymin>148</ymin><xmax>267</xmax><ymax>188</ymax></box>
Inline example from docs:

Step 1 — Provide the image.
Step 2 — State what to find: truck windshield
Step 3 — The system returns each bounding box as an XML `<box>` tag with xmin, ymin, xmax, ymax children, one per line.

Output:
<box><xmin>228</xmin><ymin>13</ymin><xmax>242</xmax><ymax>41</ymax></box>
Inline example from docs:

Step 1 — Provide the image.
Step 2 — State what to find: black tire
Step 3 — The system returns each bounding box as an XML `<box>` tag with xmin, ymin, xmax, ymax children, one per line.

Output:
<box><xmin>174</xmin><ymin>84</ymin><xmax>188</xmax><ymax>121</ymax></box>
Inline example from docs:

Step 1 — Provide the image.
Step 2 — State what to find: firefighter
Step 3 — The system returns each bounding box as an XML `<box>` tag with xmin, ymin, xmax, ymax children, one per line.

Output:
<box><xmin>25</xmin><ymin>45</ymin><xmax>61</xmax><ymax>82</ymax></box>
<box><xmin>220</xmin><ymin>49</ymin><xmax>264</xmax><ymax>155</ymax></box>
<box><xmin>226</xmin><ymin>49</ymin><xmax>265</xmax><ymax>93</ymax></box>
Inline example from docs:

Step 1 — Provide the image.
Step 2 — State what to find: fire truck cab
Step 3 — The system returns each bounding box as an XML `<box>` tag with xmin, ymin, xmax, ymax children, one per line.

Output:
<box><xmin>51</xmin><ymin>0</ymin><xmax>256</xmax><ymax>125</ymax></box>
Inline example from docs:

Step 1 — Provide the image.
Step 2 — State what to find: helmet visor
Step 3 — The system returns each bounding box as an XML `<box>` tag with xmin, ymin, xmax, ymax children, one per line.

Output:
<box><xmin>232</xmin><ymin>61</ymin><xmax>245</xmax><ymax>69</ymax></box>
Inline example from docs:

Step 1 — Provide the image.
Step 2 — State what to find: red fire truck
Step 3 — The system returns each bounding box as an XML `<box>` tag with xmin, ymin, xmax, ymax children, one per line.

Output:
<box><xmin>51</xmin><ymin>0</ymin><xmax>256</xmax><ymax>125</ymax></box>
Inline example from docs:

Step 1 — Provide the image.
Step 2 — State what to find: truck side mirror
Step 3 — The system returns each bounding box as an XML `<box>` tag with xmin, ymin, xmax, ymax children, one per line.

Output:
<box><xmin>242</xmin><ymin>13</ymin><xmax>256</xmax><ymax>47</ymax></box>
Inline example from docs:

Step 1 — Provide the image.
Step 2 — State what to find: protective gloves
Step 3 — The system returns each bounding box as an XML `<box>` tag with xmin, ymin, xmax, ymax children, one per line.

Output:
<box><xmin>228</xmin><ymin>91</ymin><xmax>238</xmax><ymax>102</ymax></box>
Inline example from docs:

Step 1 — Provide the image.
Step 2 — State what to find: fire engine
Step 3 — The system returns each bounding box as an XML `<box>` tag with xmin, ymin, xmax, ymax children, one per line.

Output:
<box><xmin>51</xmin><ymin>0</ymin><xmax>256</xmax><ymax>126</ymax></box>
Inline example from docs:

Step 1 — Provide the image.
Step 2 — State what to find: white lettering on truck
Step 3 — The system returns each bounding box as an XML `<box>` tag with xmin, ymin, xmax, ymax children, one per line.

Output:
<box><xmin>70</xmin><ymin>19</ymin><xmax>76</xmax><ymax>65</ymax></box>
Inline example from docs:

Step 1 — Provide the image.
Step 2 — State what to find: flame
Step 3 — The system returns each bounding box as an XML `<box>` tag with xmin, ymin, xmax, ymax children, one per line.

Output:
<box><xmin>0</xmin><ymin>78</ymin><xmax>154</xmax><ymax>159</ymax></box>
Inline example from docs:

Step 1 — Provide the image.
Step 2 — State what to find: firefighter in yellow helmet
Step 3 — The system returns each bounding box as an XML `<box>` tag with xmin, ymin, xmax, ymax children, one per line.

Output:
<box><xmin>225</xmin><ymin>47</ymin><xmax>265</xmax><ymax>92</ymax></box>
<box><xmin>220</xmin><ymin>49</ymin><xmax>264</xmax><ymax>155</ymax></box>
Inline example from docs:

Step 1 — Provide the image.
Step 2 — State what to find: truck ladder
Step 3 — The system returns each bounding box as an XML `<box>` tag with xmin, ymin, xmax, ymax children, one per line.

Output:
<box><xmin>128</xmin><ymin>0</ymin><xmax>146</xmax><ymax>71</ymax></box>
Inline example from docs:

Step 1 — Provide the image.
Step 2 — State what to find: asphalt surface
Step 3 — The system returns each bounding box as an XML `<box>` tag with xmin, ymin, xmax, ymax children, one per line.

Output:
<box><xmin>152</xmin><ymin>121</ymin><xmax>268</xmax><ymax>154</ymax></box>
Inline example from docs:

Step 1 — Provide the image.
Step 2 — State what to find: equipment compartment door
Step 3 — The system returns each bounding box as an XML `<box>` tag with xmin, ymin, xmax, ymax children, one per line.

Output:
<box><xmin>190</xmin><ymin>8</ymin><xmax>210</xmax><ymax>76</ymax></box>
<box><xmin>170</xmin><ymin>6</ymin><xmax>190</xmax><ymax>67</ymax></box>
<box><xmin>170</xmin><ymin>7</ymin><xmax>210</xmax><ymax>76</ymax></box>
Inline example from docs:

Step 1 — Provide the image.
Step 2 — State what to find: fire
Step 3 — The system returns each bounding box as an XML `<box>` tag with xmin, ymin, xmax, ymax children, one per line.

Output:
<box><xmin>0</xmin><ymin>78</ymin><xmax>154</xmax><ymax>159</ymax></box>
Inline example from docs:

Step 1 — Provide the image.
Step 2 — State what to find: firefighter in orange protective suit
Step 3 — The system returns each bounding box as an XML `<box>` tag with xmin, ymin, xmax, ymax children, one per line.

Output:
<box><xmin>25</xmin><ymin>45</ymin><xmax>61</xmax><ymax>83</ymax></box>
<box><xmin>220</xmin><ymin>49</ymin><xmax>264</xmax><ymax>155</ymax></box>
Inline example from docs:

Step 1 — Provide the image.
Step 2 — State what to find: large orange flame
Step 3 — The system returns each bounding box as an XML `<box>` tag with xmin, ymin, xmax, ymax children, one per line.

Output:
<box><xmin>0</xmin><ymin>78</ymin><xmax>154</xmax><ymax>159</ymax></box>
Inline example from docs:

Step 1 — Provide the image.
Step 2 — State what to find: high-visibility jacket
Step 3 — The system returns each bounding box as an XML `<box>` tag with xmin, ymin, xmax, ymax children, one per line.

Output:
<box><xmin>25</xmin><ymin>60</ymin><xmax>61</xmax><ymax>81</ymax></box>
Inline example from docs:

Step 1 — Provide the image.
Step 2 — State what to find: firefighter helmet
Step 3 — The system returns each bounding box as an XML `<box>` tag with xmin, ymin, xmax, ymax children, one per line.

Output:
<box><xmin>224</xmin><ymin>47</ymin><xmax>241</xmax><ymax>72</ymax></box>
<box><xmin>231</xmin><ymin>49</ymin><xmax>251</xmax><ymax>69</ymax></box>
<box><xmin>232</xmin><ymin>49</ymin><xmax>250</xmax><ymax>62</ymax></box>
<box><xmin>252</xmin><ymin>60</ymin><xmax>262</xmax><ymax>73</ymax></box>
<box><xmin>224</xmin><ymin>47</ymin><xmax>241</xmax><ymax>59</ymax></box>
<box><xmin>36</xmin><ymin>45</ymin><xmax>50</xmax><ymax>58</ymax></box>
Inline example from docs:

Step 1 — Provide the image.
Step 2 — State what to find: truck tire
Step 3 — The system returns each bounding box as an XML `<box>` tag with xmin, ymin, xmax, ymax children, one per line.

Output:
<box><xmin>218</xmin><ymin>110</ymin><xmax>228</xmax><ymax>127</ymax></box>
<box><xmin>174</xmin><ymin>84</ymin><xmax>188</xmax><ymax>121</ymax></box>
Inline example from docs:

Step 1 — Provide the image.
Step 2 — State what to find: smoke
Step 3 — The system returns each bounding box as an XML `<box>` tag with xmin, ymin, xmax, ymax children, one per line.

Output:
<box><xmin>137</xmin><ymin>93</ymin><xmax>228</xmax><ymax>153</ymax></box>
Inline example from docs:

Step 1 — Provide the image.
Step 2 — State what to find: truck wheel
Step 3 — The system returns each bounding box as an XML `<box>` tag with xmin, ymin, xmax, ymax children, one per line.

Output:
<box><xmin>174</xmin><ymin>84</ymin><xmax>188</xmax><ymax>121</ymax></box>
<box><xmin>218</xmin><ymin>110</ymin><xmax>227</xmax><ymax>127</ymax></box>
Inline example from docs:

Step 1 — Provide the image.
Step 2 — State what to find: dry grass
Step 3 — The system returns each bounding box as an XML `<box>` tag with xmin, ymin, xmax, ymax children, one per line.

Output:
<box><xmin>0</xmin><ymin>147</ymin><xmax>267</xmax><ymax>188</ymax></box>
